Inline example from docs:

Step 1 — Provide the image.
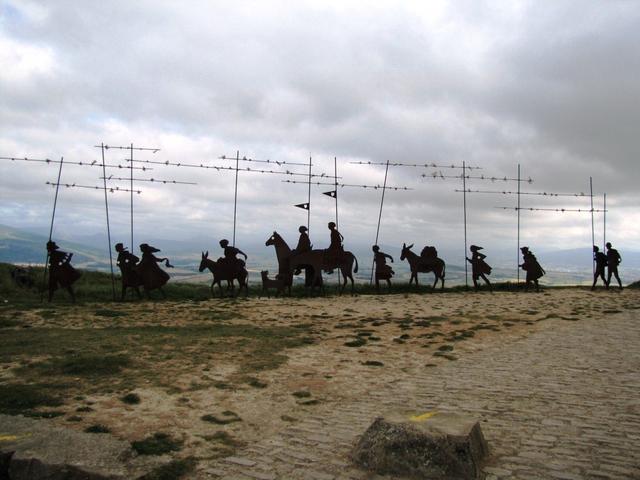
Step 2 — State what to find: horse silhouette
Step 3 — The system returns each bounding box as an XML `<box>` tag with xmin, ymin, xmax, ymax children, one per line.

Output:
<box><xmin>265</xmin><ymin>231</ymin><xmax>358</xmax><ymax>295</ymax></box>
<box><xmin>400</xmin><ymin>243</ymin><xmax>446</xmax><ymax>290</ymax></box>
<box><xmin>199</xmin><ymin>251</ymin><xmax>248</xmax><ymax>297</ymax></box>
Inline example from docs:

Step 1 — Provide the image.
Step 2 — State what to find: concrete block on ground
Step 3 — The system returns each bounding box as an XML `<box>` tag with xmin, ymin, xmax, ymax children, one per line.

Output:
<box><xmin>351</xmin><ymin>411</ymin><xmax>489</xmax><ymax>479</ymax></box>
<box><xmin>0</xmin><ymin>414</ymin><xmax>169</xmax><ymax>480</ymax></box>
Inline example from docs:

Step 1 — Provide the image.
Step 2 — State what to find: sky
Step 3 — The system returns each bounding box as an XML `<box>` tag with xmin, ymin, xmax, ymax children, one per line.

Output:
<box><xmin>1</xmin><ymin>0</ymin><xmax>639</xmax><ymax>260</ymax></box>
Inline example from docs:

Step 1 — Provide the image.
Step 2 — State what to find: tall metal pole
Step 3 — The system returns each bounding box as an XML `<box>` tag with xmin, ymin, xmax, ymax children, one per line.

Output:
<box><xmin>590</xmin><ymin>177</ymin><xmax>595</xmax><ymax>276</ymax></box>
<box><xmin>334</xmin><ymin>156</ymin><xmax>339</xmax><ymax>229</ymax></box>
<box><xmin>307</xmin><ymin>156</ymin><xmax>312</xmax><ymax>233</ymax></box>
<box><xmin>603</xmin><ymin>193</ymin><xmax>607</xmax><ymax>248</ymax></box>
<box><xmin>462</xmin><ymin>161</ymin><xmax>468</xmax><ymax>288</ymax></box>
<box><xmin>41</xmin><ymin>156</ymin><xmax>65</xmax><ymax>302</ymax></box>
<box><xmin>517</xmin><ymin>163</ymin><xmax>521</xmax><ymax>284</ymax></box>
<box><xmin>130</xmin><ymin>143</ymin><xmax>134</xmax><ymax>250</ymax></box>
<box><xmin>101</xmin><ymin>144</ymin><xmax>116</xmax><ymax>301</ymax></box>
<box><xmin>371</xmin><ymin>160</ymin><xmax>390</xmax><ymax>284</ymax></box>
<box><xmin>232</xmin><ymin>150</ymin><xmax>239</xmax><ymax>246</ymax></box>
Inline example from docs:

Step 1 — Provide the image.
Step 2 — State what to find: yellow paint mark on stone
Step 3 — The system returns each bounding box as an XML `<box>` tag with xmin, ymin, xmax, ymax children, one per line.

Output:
<box><xmin>409</xmin><ymin>411</ymin><xmax>438</xmax><ymax>422</ymax></box>
<box><xmin>0</xmin><ymin>433</ymin><xmax>31</xmax><ymax>442</ymax></box>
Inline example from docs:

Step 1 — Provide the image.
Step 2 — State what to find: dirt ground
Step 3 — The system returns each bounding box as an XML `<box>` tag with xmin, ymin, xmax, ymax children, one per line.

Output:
<box><xmin>1</xmin><ymin>287</ymin><xmax>637</xmax><ymax>475</ymax></box>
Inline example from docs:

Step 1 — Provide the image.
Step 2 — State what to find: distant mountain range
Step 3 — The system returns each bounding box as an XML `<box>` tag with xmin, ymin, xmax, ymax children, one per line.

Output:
<box><xmin>2</xmin><ymin>224</ymin><xmax>637</xmax><ymax>286</ymax></box>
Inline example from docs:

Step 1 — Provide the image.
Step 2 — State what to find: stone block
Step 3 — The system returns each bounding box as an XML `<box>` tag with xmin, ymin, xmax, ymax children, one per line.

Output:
<box><xmin>0</xmin><ymin>414</ymin><xmax>168</xmax><ymax>480</ymax></box>
<box><xmin>352</xmin><ymin>411</ymin><xmax>488</xmax><ymax>479</ymax></box>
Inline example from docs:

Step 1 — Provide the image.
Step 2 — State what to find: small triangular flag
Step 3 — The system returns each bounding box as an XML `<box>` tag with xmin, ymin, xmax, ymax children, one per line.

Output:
<box><xmin>294</xmin><ymin>203</ymin><xmax>310</xmax><ymax>210</ymax></box>
<box><xmin>323</xmin><ymin>190</ymin><xmax>337</xmax><ymax>198</ymax></box>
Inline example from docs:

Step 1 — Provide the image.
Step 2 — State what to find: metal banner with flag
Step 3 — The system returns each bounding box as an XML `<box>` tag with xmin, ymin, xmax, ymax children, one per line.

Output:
<box><xmin>294</xmin><ymin>202</ymin><xmax>310</xmax><ymax>210</ymax></box>
<box><xmin>323</xmin><ymin>190</ymin><xmax>337</xmax><ymax>198</ymax></box>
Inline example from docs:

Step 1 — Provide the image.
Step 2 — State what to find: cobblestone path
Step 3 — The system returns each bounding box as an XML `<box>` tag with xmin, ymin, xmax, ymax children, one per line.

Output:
<box><xmin>200</xmin><ymin>309</ymin><xmax>640</xmax><ymax>479</ymax></box>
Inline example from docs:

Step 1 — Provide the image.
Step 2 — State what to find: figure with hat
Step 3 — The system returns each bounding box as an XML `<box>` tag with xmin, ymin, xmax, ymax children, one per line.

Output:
<box><xmin>115</xmin><ymin>243</ymin><xmax>142</xmax><ymax>300</ymax></box>
<box><xmin>46</xmin><ymin>240</ymin><xmax>81</xmax><ymax>302</ymax></box>
<box><xmin>592</xmin><ymin>245</ymin><xmax>608</xmax><ymax>290</ymax></box>
<box><xmin>325</xmin><ymin>221</ymin><xmax>344</xmax><ymax>273</ymax></box>
<box><xmin>520</xmin><ymin>246</ymin><xmax>545</xmax><ymax>292</ymax></box>
<box><xmin>466</xmin><ymin>245</ymin><xmax>492</xmax><ymax>291</ymax></box>
<box><xmin>218</xmin><ymin>239</ymin><xmax>247</xmax><ymax>272</ymax></box>
<box><xmin>291</xmin><ymin>225</ymin><xmax>312</xmax><ymax>278</ymax></box>
<box><xmin>605</xmin><ymin>242</ymin><xmax>623</xmax><ymax>290</ymax></box>
<box><xmin>372</xmin><ymin>245</ymin><xmax>394</xmax><ymax>292</ymax></box>
<box><xmin>137</xmin><ymin>243</ymin><xmax>173</xmax><ymax>297</ymax></box>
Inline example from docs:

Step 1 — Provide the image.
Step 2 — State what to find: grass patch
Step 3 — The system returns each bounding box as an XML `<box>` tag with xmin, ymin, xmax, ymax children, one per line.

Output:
<box><xmin>120</xmin><ymin>392</ymin><xmax>141</xmax><ymax>405</ymax></box>
<box><xmin>85</xmin><ymin>424</ymin><xmax>110</xmax><ymax>433</ymax></box>
<box><xmin>132</xmin><ymin>433</ymin><xmax>183</xmax><ymax>455</ymax></box>
<box><xmin>28</xmin><ymin>354</ymin><xmax>132</xmax><ymax>378</ymax></box>
<box><xmin>139</xmin><ymin>457</ymin><xmax>197</xmax><ymax>480</ymax></box>
<box><xmin>95</xmin><ymin>309</ymin><xmax>127</xmax><ymax>318</ymax></box>
<box><xmin>344</xmin><ymin>338</ymin><xmax>367</xmax><ymax>347</ymax></box>
<box><xmin>0</xmin><ymin>383</ymin><xmax>63</xmax><ymax>414</ymax></box>
<box><xmin>292</xmin><ymin>390</ymin><xmax>311</xmax><ymax>398</ymax></box>
<box><xmin>363</xmin><ymin>360</ymin><xmax>384</xmax><ymax>367</ymax></box>
<box><xmin>246</xmin><ymin>377</ymin><xmax>268</xmax><ymax>389</ymax></box>
<box><xmin>201</xmin><ymin>411</ymin><xmax>242</xmax><ymax>425</ymax></box>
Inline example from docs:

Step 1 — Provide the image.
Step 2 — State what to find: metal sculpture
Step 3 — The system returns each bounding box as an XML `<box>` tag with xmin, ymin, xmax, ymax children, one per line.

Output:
<box><xmin>115</xmin><ymin>243</ymin><xmax>142</xmax><ymax>300</ymax></box>
<box><xmin>605</xmin><ymin>242</ymin><xmax>623</xmax><ymax>290</ymax></box>
<box><xmin>137</xmin><ymin>243</ymin><xmax>172</xmax><ymax>298</ymax></box>
<box><xmin>520</xmin><ymin>247</ymin><xmax>545</xmax><ymax>292</ymax></box>
<box><xmin>400</xmin><ymin>243</ymin><xmax>446</xmax><ymax>290</ymax></box>
<box><xmin>46</xmin><ymin>241</ymin><xmax>81</xmax><ymax>302</ymax></box>
<box><xmin>265</xmin><ymin>231</ymin><xmax>358</xmax><ymax>295</ymax></box>
<box><xmin>466</xmin><ymin>245</ymin><xmax>492</xmax><ymax>291</ymax></box>
<box><xmin>372</xmin><ymin>245</ymin><xmax>394</xmax><ymax>292</ymax></box>
<box><xmin>198</xmin><ymin>251</ymin><xmax>249</xmax><ymax>297</ymax></box>
<box><xmin>260</xmin><ymin>271</ymin><xmax>285</xmax><ymax>297</ymax></box>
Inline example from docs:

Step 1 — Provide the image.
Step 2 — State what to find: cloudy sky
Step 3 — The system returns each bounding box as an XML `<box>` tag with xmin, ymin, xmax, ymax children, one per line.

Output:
<box><xmin>1</xmin><ymin>0</ymin><xmax>639</xmax><ymax>259</ymax></box>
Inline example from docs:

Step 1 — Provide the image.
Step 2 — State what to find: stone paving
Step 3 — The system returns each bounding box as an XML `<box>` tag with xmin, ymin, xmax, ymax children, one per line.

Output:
<box><xmin>199</xmin><ymin>308</ymin><xmax>640</xmax><ymax>480</ymax></box>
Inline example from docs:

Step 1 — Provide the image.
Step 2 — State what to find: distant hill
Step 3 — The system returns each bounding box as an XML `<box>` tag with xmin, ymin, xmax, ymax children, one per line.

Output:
<box><xmin>0</xmin><ymin>224</ymin><xmax>108</xmax><ymax>269</ymax></box>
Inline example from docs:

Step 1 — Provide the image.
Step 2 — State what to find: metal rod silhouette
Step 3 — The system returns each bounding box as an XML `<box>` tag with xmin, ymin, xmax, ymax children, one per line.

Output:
<box><xmin>590</xmin><ymin>177</ymin><xmax>595</xmax><ymax>277</ymax></box>
<box><xmin>233</xmin><ymin>150</ymin><xmax>239</xmax><ymax>246</ymax></box>
<box><xmin>101</xmin><ymin>144</ymin><xmax>116</xmax><ymax>301</ymax></box>
<box><xmin>334</xmin><ymin>157</ymin><xmax>339</xmax><ymax>229</ymax></box>
<box><xmin>307</xmin><ymin>156</ymin><xmax>312</xmax><ymax>233</ymax></box>
<box><xmin>282</xmin><ymin>179</ymin><xmax>411</xmax><ymax>190</ymax></box>
<box><xmin>517</xmin><ymin>164</ymin><xmax>521</xmax><ymax>283</ymax></box>
<box><xmin>350</xmin><ymin>161</ymin><xmax>482</xmax><ymax>170</ymax></box>
<box><xmin>371</xmin><ymin>160</ymin><xmax>390</xmax><ymax>285</ymax></box>
<box><xmin>45</xmin><ymin>182</ymin><xmax>142</xmax><ymax>193</ymax></box>
<box><xmin>603</xmin><ymin>193</ymin><xmax>607</xmax><ymax>249</ymax></box>
<box><xmin>462</xmin><ymin>161</ymin><xmax>468</xmax><ymax>287</ymax></box>
<box><xmin>219</xmin><ymin>154</ymin><xmax>309</xmax><ymax>166</ymax></box>
<box><xmin>41</xmin><ymin>157</ymin><xmax>64</xmax><ymax>302</ymax></box>
<box><xmin>100</xmin><ymin>176</ymin><xmax>196</xmax><ymax>185</ymax></box>
<box><xmin>130</xmin><ymin>144</ymin><xmax>134</xmax><ymax>258</ymax></box>
<box><xmin>495</xmin><ymin>207</ymin><xmax>607</xmax><ymax>213</ymax></box>
<box><xmin>1</xmin><ymin>156</ymin><xmax>150</xmax><ymax>170</ymax></box>
<box><xmin>455</xmin><ymin>189</ymin><xmax>589</xmax><ymax>197</ymax></box>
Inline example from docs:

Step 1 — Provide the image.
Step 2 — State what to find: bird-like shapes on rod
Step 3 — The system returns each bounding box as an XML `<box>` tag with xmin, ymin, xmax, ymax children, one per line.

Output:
<box><xmin>349</xmin><ymin>161</ymin><xmax>482</xmax><ymax>170</ymax></box>
<box><xmin>219</xmin><ymin>154</ymin><xmax>309</xmax><ymax>167</ymax></box>
<box><xmin>281</xmin><ymin>179</ymin><xmax>412</xmax><ymax>190</ymax></box>
<box><xmin>422</xmin><ymin>171</ymin><xmax>533</xmax><ymax>183</ymax></box>
<box><xmin>494</xmin><ymin>206</ymin><xmax>607</xmax><ymax>213</ymax></box>
<box><xmin>1</xmin><ymin>156</ymin><xmax>151</xmax><ymax>170</ymax></box>
<box><xmin>46</xmin><ymin>181</ymin><xmax>142</xmax><ymax>194</ymax></box>
<box><xmin>456</xmin><ymin>189</ymin><xmax>588</xmax><ymax>197</ymax></box>
<box><xmin>100</xmin><ymin>176</ymin><xmax>197</xmax><ymax>185</ymax></box>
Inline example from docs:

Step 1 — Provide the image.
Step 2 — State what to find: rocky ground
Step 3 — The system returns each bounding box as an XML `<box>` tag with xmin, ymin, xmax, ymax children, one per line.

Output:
<box><xmin>1</xmin><ymin>287</ymin><xmax>638</xmax><ymax>478</ymax></box>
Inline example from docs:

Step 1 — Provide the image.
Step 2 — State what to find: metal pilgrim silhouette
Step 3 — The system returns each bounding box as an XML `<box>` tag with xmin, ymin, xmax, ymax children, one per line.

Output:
<box><xmin>400</xmin><ymin>243</ymin><xmax>446</xmax><ymax>289</ymax></box>
<box><xmin>46</xmin><ymin>241</ymin><xmax>81</xmax><ymax>302</ymax></box>
<box><xmin>520</xmin><ymin>246</ymin><xmax>545</xmax><ymax>292</ymax></box>
<box><xmin>372</xmin><ymin>245</ymin><xmax>394</xmax><ymax>292</ymax></box>
<box><xmin>605</xmin><ymin>242</ymin><xmax>623</xmax><ymax>290</ymax></box>
<box><xmin>467</xmin><ymin>245</ymin><xmax>492</xmax><ymax>291</ymax></box>
<box><xmin>137</xmin><ymin>243</ymin><xmax>173</xmax><ymax>298</ymax></box>
<box><xmin>115</xmin><ymin>243</ymin><xmax>142</xmax><ymax>300</ymax></box>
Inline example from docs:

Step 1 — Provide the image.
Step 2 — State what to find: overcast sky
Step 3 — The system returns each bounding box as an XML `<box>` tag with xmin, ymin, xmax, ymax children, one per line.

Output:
<box><xmin>1</xmin><ymin>0</ymin><xmax>639</xmax><ymax>259</ymax></box>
